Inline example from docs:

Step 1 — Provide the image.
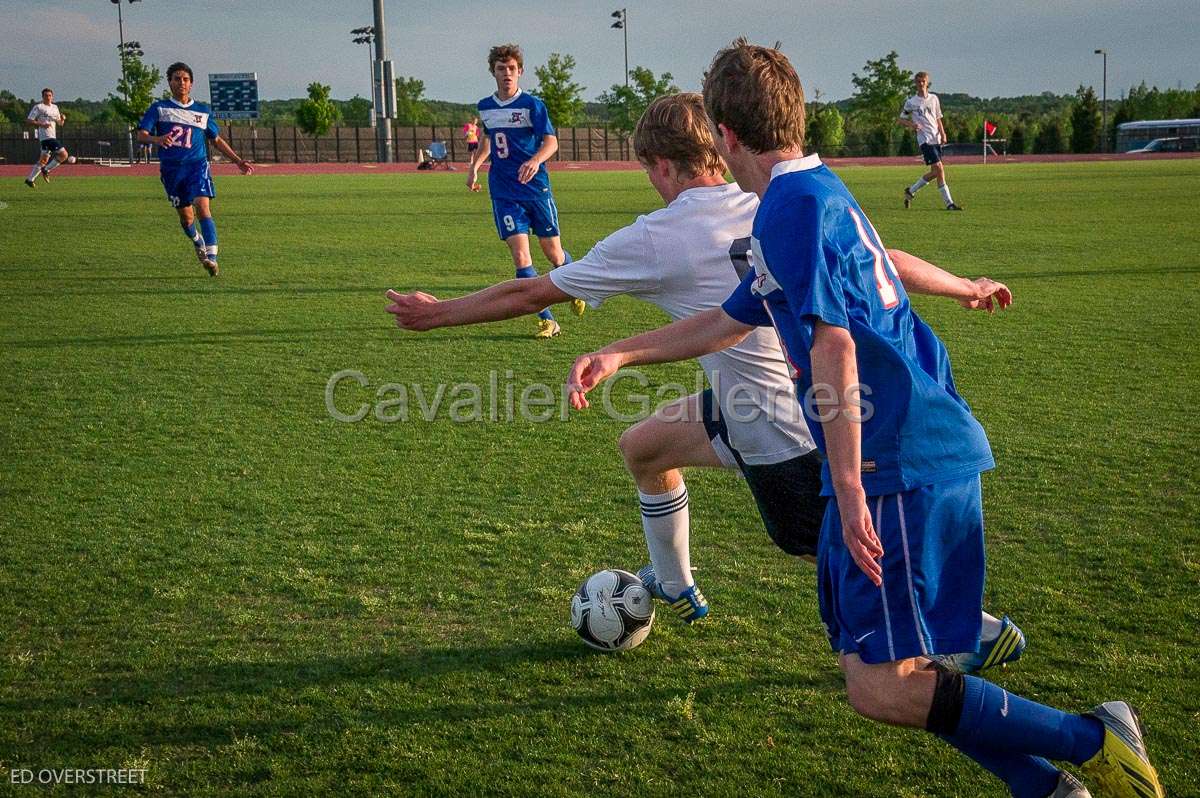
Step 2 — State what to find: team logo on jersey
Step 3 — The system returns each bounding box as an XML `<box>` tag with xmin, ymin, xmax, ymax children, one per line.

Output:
<box><xmin>749</xmin><ymin>238</ymin><xmax>781</xmax><ymax>297</ymax></box>
<box><xmin>194</xmin><ymin>114</ymin><xmax>203</xmax><ymax>123</ymax></box>
<box><xmin>480</xmin><ymin>107</ymin><xmax>532</xmax><ymax>129</ymax></box>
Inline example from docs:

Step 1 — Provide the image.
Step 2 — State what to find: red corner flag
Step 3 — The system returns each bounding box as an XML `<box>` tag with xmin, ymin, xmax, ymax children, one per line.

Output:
<box><xmin>984</xmin><ymin>120</ymin><xmax>998</xmax><ymax>137</ymax></box>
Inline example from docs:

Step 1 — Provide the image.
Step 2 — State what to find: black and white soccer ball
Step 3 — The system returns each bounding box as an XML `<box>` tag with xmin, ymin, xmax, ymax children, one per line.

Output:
<box><xmin>570</xmin><ymin>569</ymin><xmax>655</xmax><ymax>652</ymax></box>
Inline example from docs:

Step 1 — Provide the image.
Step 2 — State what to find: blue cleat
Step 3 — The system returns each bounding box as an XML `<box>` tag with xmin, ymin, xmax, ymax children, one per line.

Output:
<box><xmin>636</xmin><ymin>564</ymin><xmax>709</xmax><ymax>624</ymax></box>
<box><xmin>933</xmin><ymin>615</ymin><xmax>1027</xmax><ymax>674</ymax></box>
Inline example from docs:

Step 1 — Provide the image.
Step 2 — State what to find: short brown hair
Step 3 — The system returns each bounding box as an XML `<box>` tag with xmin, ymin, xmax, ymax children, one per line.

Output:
<box><xmin>633</xmin><ymin>93</ymin><xmax>725</xmax><ymax>180</ymax></box>
<box><xmin>488</xmin><ymin>44</ymin><xmax>523</xmax><ymax>72</ymax></box>
<box><xmin>702</xmin><ymin>38</ymin><xmax>805</xmax><ymax>154</ymax></box>
<box><xmin>915</xmin><ymin>71</ymin><xmax>930</xmax><ymax>82</ymax></box>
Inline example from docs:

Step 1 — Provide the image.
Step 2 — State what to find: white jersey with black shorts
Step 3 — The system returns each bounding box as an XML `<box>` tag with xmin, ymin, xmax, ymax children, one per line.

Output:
<box><xmin>27</xmin><ymin>102</ymin><xmax>63</xmax><ymax>151</ymax></box>
<box><xmin>549</xmin><ymin>182</ymin><xmax>825</xmax><ymax>556</ymax></box>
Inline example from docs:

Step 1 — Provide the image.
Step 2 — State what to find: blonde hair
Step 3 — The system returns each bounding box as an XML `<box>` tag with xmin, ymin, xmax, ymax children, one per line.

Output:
<box><xmin>702</xmin><ymin>38</ymin><xmax>805</xmax><ymax>154</ymax></box>
<box><xmin>633</xmin><ymin>93</ymin><xmax>726</xmax><ymax>179</ymax></box>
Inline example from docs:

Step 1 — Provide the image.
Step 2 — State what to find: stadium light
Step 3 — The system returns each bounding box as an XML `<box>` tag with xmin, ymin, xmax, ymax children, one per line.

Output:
<box><xmin>110</xmin><ymin>0</ymin><xmax>143</xmax><ymax>165</ymax></box>
<box><xmin>610</xmin><ymin>8</ymin><xmax>628</xmax><ymax>88</ymax></box>
<box><xmin>1094</xmin><ymin>49</ymin><xmax>1108</xmax><ymax>152</ymax></box>
<box><xmin>352</xmin><ymin>27</ymin><xmax>377</xmax><ymax>128</ymax></box>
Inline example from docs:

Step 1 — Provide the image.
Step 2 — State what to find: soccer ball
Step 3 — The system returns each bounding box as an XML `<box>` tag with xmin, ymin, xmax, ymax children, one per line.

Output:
<box><xmin>67</xmin><ymin>156</ymin><xmax>76</xmax><ymax>164</ymax></box>
<box><xmin>570</xmin><ymin>569</ymin><xmax>654</xmax><ymax>651</ymax></box>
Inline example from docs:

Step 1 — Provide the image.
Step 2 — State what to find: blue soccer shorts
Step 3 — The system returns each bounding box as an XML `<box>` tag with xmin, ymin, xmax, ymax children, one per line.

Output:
<box><xmin>920</xmin><ymin>143</ymin><xmax>943</xmax><ymax>165</ymax></box>
<box><xmin>491</xmin><ymin>196</ymin><xmax>560</xmax><ymax>240</ymax></box>
<box><xmin>39</xmin><ymin>138</ymin><xmax>64</xmax><ymax>153</ymax></box>
<box><xmin>817</xmin><ymin>473</ymin><xmax>985</xmax><ymax>664</ymax></box>
<box><xmin>160</xmin><ymin>160</ymin><xmax>215</xmax><ymax>208</ymax></box>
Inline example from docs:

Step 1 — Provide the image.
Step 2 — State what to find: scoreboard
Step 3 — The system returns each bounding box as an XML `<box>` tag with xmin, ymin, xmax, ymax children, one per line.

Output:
<box><xmin>208</xmin><ymin>73</ymin><xmax>259</xmax><ymax>120</ymax></box>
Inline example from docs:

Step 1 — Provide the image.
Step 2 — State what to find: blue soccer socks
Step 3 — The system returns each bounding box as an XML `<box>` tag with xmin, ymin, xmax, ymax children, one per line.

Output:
<box><xmin>198</xmin><ymin>216</ymin><xmax>218</xmax><ymax>262</ymax></box>
<box><xmin>950</xmin><ymin>676</ymin><xmax>1105</xmax><ymax>766</ymax></box>
<box><xmin>181</xmin><ymin>220</ymin><xmax>204</xmax><ymax>249</ymax></box>
<box><xmin>515</xmin><ymin>265</ymin><xmax>554</xmax><ymax>321</ymax></box>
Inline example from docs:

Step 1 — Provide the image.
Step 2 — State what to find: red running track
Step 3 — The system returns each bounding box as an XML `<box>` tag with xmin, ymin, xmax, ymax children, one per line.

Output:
<box><xmin>2</xmin><ymin>151</ymin><xmax>1195</xmax><ymax>178</ymax></box>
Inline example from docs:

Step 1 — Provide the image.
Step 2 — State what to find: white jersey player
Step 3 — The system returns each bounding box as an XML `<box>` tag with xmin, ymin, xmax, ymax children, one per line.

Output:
<box><xmin>898</xmin><ymin>71</ymin><xmax>961</xmax><ymax>210</ymax></box>
<box><xmin>385</xmin><ymin>94</ymin><xmax>1022</xmax><ymax>669</ymax></box>
<box><xmin>25</xmin><ymin>88</ymin><xmax>73</xmax><ymax>188</ymax></box>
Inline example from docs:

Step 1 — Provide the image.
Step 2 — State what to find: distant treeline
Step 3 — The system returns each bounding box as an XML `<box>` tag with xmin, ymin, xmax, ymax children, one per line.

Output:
<box><xmin>3</xmin><ymin>83</ymin><xmax>1197</xmax><ymax>156</ymax></box>
<box><xmin>0</xmin><ymin>90</ymin><xmax>606</xmax><ymax>128</ymax></box>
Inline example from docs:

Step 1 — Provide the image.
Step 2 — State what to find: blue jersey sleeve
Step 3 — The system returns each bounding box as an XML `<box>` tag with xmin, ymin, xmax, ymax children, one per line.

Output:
<box><xmin>721</xmin><ymin>271</ymin><xmax>773</xmax><ymax>327</ymax></box>
<box><xmin>532</xmin><ymin>98</ymin><xmax>555</xmax><ymax>138</ymax></box>
<box><xmin>137</xmin><ymin>102</ymin><xmax>158</xmax><ymax>133</ymax></box>
<box><xmin>206</xmin><ymin>114</ymin><xmax>219</xmax><ymax>140</ymax></box>
<box><xmin>763</xmin><ymin>195</ymin><xmax>850</xmax><ymax>331</ymax></box>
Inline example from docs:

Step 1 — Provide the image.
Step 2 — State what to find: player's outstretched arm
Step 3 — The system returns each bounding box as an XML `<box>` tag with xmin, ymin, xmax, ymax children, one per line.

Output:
<box><xmin>212</xmin><ymin>136</ymin><xmax>253</xmax><ymax>174</ymax></box>
<box><xmin>887</xmin><ymin>249</ymin><xmax>1012</xmax><ymax>313</ymax></box>
<box><xmin>566</xmin><ymin>308</ymin><xmax>754</xmax><ymax>410</ymax></box>
<box><xmin>809</xmin><ymin>321</ymin><xmax>883</xmax><ymax>585</ymax></box>
<box><xmin>385</xmin><ymin>276</ymin><xmax>574</xmax><ymax>332</ymax></box>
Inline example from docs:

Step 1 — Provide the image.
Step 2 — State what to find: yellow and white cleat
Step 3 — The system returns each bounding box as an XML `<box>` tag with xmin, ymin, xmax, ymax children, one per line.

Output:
<box><xmin>1081</xmin><ymin>701</ymin><xmax>1164</xmax><ymax>798</ymax></box>
<box><xmin>535</xmin><ymin>319</ymin><xmax>561</xmax><ymax>339</ymax></box>
<box><xmin>571</xmin><ymin>298</ymin><xmax>587</xmax><ymax>317</ymax></box>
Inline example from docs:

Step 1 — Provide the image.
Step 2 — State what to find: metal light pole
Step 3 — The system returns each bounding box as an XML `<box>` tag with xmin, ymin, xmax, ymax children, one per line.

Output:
<box><xmin>110</xmin><ymin>0</ymin><xmax>142</xmax><ymax>163</ymax></box>
<box><xmin>352</xmin><ymin>27</ymin><xmax>376</xmax><ymax>127</ymax></box>
<box><xmin>610</xmin><ymin>9</ymin><xmax>628</xmax><ymax>87</ymax></box>
<box><xmin>1094</xmin><ymin>49</ymin><xmax>1108</xmax><ymax>152</ymax></box>
<box><xmin>371</xmin><ymin>0</ymin><xmax>396</xmax><ymax>163</ymax></box>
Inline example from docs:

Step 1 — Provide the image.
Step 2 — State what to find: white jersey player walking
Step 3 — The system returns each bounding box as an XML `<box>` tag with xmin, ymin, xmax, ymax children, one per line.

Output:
<box><xmin>385</xmin><ymin>94</ymin><xmax>1021</xmax><ymax>669</ymax></box>
<box><xmin>898</xmin><ymin>72</ymin><xmax>961</xmax><ymax>210</ymax></box>
<box><xmin>25</xmin><ymin>88</ymin><xmax>73</xmax><ymax>188</ymax></box>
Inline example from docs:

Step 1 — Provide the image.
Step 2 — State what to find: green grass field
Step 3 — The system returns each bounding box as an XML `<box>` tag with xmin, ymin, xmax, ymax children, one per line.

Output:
<box><xmin>1</xmin><ymin>160</ymin><xmax>1198</xmax><ymax>797</ymax></box>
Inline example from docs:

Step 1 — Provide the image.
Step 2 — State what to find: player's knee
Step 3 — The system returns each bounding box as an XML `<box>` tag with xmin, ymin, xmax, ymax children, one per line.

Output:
<box><xmin>843</xmin><ymin>667</ymin><xmax>907</xmax><ymax>723</ymax></box>
<box><xmin>844</xmin><ymin>675</ymin><xmax>887</xmax><ymax>721</ymax></box>
<box><xmin>617</xmin><ymin>424</ymin><xmax>654</xmax><ymax>474</ymax></box>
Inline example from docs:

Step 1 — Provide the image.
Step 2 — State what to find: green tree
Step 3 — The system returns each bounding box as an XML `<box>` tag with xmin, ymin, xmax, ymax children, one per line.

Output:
<box><xmin>598</xmin><ymin>66</ymin><xmax>679</xmax><ymax>136</ymax></box>
<box><xmin>295</xmin><ymin>81</ymin><xmax>341</xmax><ymax>139</ymax></box>
<box><xmin>850</xmin><ymin>51</ymin><xmax>912</xmax><ymax>155</ymax></box>
<box><xmin>1009</xmin><ymin>123</ymin><xmax>1027</xmax><ymax>154</ymax></box>
<box><xmin>534</xmin><ymin>53</ymin><xmax>585</xmax><ymax>127</ymax></box>
<box><xmin>339</xmin><ymin>95</ymin><xmax>372</xmax><ymax>127</ymax></box>
<box><xmin>806</xmin><ymin>104</ymin><xmax>845</xmax><ymax>154</ymax></box>
<box><xmin>0</xmin><ymin>90</ymin><xmax>26</xmax><ymax>124</ymax></box>
<box><xmin>107</xmin><ymin>53</ymin><xmax>162</xmax><ymax>126</ymax></box>
<box><xmin>1069</xmin><ymin>85</ymin><xmax>1101</xmax><ymax>153</ymax></box>
<box><xmin>394</xmin><ymin>76</ymin><xmax>430</xmax><ymax>125</ymax></box>
<box><xmin>1034</xmin><ymin>115</ymin><xmax>1068</xmax><ymax>153</ymax></box>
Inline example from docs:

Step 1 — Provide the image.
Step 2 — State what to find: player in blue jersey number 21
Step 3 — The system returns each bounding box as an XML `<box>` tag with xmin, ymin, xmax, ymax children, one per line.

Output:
<box><xmin>467</xmin><ymin>44</ymin><xmax>582</xmax><ymax>338</ymax></box>
<box><xmin>138</xmin><ymin>62</ymin><xmax>253</xmax><ymax>277</ymax></box>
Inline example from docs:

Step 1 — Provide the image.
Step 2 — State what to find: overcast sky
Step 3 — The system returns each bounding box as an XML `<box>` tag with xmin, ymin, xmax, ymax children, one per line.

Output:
<box><xmin>2</xmin><ymin>1</ymin><xmax>1196</xmax><ymax>105</ymax></box>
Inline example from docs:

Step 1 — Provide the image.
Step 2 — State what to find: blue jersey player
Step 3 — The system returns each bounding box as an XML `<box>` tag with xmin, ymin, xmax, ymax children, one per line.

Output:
<box><xmin>467</xmin><ymin>44</ymin><xmax>581</xmax><ymax>338</ymax></box>
<box><xmin>137</xmin><ymin>62</ymin><xmax>252</xmax><ymax>277</ymax></box>
<box><xmin>564</xmin><ymin>40</ymin><xmax>1164</xmax><ymax>798</ymax></box>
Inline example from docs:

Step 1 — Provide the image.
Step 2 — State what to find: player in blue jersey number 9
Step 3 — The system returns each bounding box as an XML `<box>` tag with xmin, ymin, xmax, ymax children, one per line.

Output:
<box><xmin>467</xmin><ymin>44</ymin><xmax>582</xmax><ymax>338</ymax></box>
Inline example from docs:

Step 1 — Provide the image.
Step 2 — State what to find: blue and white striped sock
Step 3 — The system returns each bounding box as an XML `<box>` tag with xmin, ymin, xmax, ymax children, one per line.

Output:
<box><xmin>181</xmin><ymin>220</ymin><xmax>204</xmax><ymax>248</ymax></box>
<box><xmin>639</xmin><ymin>483</ymin><xmax>691</xmax><ymax>597</ymax></box>
<box><xmin>198</xmin><ymin>216</ymin><xmax>218</xmax><ymax>261</ymax></box>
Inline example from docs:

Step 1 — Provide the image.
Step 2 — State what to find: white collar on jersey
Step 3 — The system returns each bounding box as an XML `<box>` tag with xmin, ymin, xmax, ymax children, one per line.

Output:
<box><xmin>491</xmin><ymin>89</ymin><xmax>523</xmax><ymax>107</ymax></box>
<box><xmin>769</xmin><ymin>154</ymin><xmax>823</xmax><ymax>181</ymax></box>
<box><xmin>170</xmin><ymin>98</ymin><xmax>196</xmax><ymax>108</ymax></box>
